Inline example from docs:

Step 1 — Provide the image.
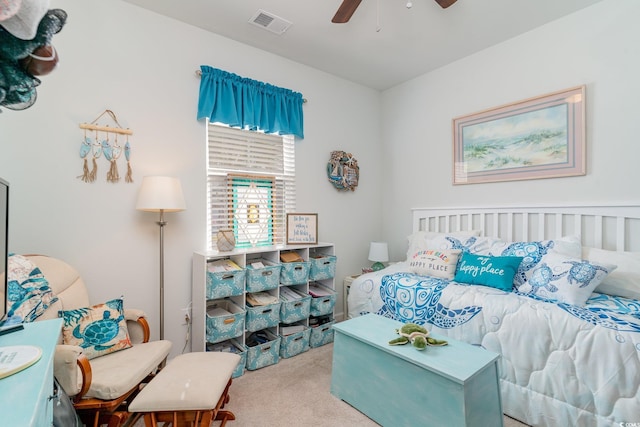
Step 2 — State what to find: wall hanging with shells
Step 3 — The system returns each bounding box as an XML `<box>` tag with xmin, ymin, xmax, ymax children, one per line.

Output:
<box><xmin>78</xmin><ymin>109</ymin><xmax>133</xmax><ymax>184</ymax></box>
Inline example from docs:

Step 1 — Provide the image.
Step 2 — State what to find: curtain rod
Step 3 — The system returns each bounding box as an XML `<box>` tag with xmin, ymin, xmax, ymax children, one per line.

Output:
<box><xmin>194</xmin><ymin>70</ymin><xmax>307</xmax><ymax>103</ymax></box>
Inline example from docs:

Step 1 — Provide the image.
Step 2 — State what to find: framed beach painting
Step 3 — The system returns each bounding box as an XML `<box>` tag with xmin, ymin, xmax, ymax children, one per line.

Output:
<box><xmin>453</xmin><ymin>86</ymin><xmax>585</xmax><ymax>185</ymax></box>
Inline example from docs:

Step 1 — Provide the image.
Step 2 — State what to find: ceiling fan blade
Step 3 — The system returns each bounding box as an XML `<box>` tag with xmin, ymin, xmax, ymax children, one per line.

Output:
<box><xmin>332</xmin><ymin>0</ymin><xmax>363</xmax><ymax>23</ymax></box>
<box><xmin>435</xmin><ymin>0</ymin><xmax>457</xmax><ymax>8</ymax></box>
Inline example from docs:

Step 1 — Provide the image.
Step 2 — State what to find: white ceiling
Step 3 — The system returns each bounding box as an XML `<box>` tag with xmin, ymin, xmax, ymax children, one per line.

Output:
<box><xmin>121</xmin><ymin>0</ymin><xmax>603</xmax><ymax>91</ymax></box>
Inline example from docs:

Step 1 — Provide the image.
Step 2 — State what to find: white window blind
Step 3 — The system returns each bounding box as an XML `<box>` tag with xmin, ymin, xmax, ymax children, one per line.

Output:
<box><xmin>207</xmin><ymin>123</ymin><xmax>296</xmax><ymax>250</ymax></box>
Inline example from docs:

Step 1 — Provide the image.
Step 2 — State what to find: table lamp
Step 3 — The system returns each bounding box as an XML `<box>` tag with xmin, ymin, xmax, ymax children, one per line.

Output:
<box><xmin>368</xmin><ymin>242</ymin><xmax>389</xmax><ymax>271</ymax></box>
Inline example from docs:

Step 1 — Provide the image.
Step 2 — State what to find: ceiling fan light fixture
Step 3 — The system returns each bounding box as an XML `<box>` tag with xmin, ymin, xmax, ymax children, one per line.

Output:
<box><xmin>406</xmin><ymin>1</ymin><xmax>413</xmax><ymax>9</ymax></box>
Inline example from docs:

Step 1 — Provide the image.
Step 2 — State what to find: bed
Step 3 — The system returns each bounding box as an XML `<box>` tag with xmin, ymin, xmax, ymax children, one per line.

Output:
<box><xmin>347</xmin><ymin>205</ymin><xmax>640</xmax><ymax>427</ymax></box>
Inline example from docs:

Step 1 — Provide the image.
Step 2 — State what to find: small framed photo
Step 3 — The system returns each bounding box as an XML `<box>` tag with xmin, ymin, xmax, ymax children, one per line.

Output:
<box><xmin>286</xmin><ymin>213</ymin><xmax>318</xmax><ymax>245</ymax></box>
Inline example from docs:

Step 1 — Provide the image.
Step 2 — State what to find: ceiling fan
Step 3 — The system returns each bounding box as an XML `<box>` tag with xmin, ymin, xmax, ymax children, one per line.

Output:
<box><xmin>332</xmin><ymin>0</ymin><xmax>458</xmax><ymax>23</ymax></box>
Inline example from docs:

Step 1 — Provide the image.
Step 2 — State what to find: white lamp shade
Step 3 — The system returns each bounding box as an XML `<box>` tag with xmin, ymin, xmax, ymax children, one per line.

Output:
<box><xmin>136</xmin><ymin>176</ymin><xmax>186</xmax><ymax>212</ymax></box>
<box><xmin>368</xmin><ymin>242</ymin><xmax>389</xmax><ymax>262</ymax></box>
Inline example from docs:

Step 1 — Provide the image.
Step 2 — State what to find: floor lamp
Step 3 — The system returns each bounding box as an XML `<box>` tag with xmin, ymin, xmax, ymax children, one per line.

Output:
<box><xmin>136</xmin><ymin>176</ymin><xmax>186</xmax><ymax>340</ymax></box>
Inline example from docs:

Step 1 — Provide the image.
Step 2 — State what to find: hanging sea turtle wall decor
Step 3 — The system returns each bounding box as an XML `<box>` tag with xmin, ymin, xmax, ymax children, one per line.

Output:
<box><xmin>327</xmin><ymin>150</ymin><xmax>359</xmax><ymax>191</ymax></box>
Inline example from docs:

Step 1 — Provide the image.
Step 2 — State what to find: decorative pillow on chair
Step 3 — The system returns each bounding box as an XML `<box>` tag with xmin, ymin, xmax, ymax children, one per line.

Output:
<box><xmin>59</xmin><ymin>298</ymin><xmax>132</xmax><ymax>360</ymax></box>
<box><xmin>408</xmin><ymin>249</ymin><xmax>461</xmax><ymax>280</ymax></box>
<box><xmin>518</xmin><ymin>252</ymin><xmax>616</xmax><ymax>306</ymax></box>
<box><xmin>453</xmin><ymin>252</ymin><xmax>523</xmax><ymax>292</ymax></box>
<box><xmin>6</xmin><ymin>253</ymin><xmax>58</xmax><ymax>322</ymax></box>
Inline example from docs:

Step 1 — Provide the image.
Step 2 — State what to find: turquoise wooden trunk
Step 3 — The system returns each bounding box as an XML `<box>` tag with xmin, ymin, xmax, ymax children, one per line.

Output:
<box><xmin>206</xmin><ymin>269</ymin><xmax>245</xmax><ymax>299</ymax></box>
<box><xmin>309</xmin><ymin>255</ymin><xmax>337</xmax><ymax>280</ymax></box>
<box><xmin>280</xmin><ymin>261</ymin><xmax>310</xmax><ymax>285</ymax></box>
<box><xmin>331</xmin><ymin>314</ymin><xmax>503</xmax><ymax>427</ymax></box>
<box><xmin>246</xmin><ymin>331</ymin><xmax>281</xmax><ymax>371</ymax></box>
<box><xmin>279</xmin><ymin>293</ymin><xmax>311</xmax><ymax>323</ymax></box>
<box><xmin>245</xmin><ymin>302</ymin><xmax>281</xmax><ymax>332</ymax></box>
<box><xmin>246</xmin><ymin>263</ymin><xmax>281</xmax><ymax>292</ymax></box>
<box><xmin>279</xmin><ymin>327</ymin><xmax>311</xmax><ymax>359</ymax></box>
<box><xmin>310</xmin><ymin>320</ymin><xmax>335</xmax><ymax>347</ymax></box>
<box><xmin>205</xmin><ymin>299</ymin><xmax>245</xmax><ymax>343</ymax></box>
<box><xmin>309</xmin><ymin>289</ymin><xmax>336</xmax><ymax>317</ymax></box>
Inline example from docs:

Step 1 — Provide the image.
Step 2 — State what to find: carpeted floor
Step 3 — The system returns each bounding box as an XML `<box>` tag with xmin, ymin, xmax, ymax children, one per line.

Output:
<box><xmin>205</xmin><ymin>342</ymin><xmax>530</xmax><ymax>427</ymax></box>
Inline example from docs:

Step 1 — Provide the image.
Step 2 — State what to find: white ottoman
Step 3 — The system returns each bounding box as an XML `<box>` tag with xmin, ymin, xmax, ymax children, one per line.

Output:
<box><xmin>129</xmin><ymin>352</ymin><xmax>240</xmax><ymax>427</ymax></box>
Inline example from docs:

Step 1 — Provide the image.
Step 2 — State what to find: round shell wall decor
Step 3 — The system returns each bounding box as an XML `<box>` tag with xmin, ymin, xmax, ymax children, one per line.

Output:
<box><xmin>327</xmin><ymin>150</ymin><xmax>359</xmax><ymax>191</ymax></box>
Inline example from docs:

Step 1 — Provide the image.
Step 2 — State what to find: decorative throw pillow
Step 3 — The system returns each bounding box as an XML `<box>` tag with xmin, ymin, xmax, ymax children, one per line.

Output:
<box><xmin>582</xmin><ymin>247</ymin><xmax>640</xmax><ymax>300</ymax></box>
<box><xmin>59</xmin><ymin>298</ymin><xmax>132</xmax><ymax>360</ymax></box>
<box><xmin>408</xmin><ymin>249</ymin><xmax>462</xmax><ymax>280</ymax></box>
<box><xmin>518</xmin><ymin>252</ymin><xmax>616</xmax><ymax>306</ymax></box>
<box><xmin>406</xmin><ymin>230</ymin><xmax>480</xmax><ymax>261</ymax></box>
<box><xmin>6</xmin><ymin>253</ymin><xmax>58</xmax><ymax>322</ymax></box>
<box><xmin>453</xmin><ymin>252</ymin><xmax>523</xmax><ymax>292</ymax></box>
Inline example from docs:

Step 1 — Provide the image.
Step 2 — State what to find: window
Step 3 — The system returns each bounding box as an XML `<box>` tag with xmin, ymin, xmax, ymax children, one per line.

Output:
<box><xmin>207</xmin><ymin>123</ymin><xmax>296</xmax><ymax>250</ymax></box>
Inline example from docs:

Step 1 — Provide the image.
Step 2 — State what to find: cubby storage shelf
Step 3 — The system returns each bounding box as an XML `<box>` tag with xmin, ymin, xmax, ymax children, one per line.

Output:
<box><xmin>192</xmin><ymin>243</ymin><xmax>336</xmax><ymax>373</ymax></box>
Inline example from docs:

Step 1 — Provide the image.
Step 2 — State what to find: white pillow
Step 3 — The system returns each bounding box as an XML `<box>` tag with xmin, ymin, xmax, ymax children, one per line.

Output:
<box><xmin>518</xmin><ymin>252</ymin><xmax>616</xmax><ymax>306</ymax></box>
<box><xmin>582</xmin><ymin>247</ymin><xmax>640</xmax><ymax>300</ymax></box>
<box><xmin>406</xmin><ymin>230</ymin><xmax>480</xmax><ymax>261</ymax></box>
<box><xmin>408</xmin><ymin>249</ymin><xmax>462</xmax><ymax>280</ymax></box>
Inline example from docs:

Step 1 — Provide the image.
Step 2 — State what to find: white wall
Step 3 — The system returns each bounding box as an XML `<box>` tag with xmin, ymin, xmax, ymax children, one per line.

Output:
<box><xmin>0</xmin><ymin>0</ymin><xmax>382</xmax><ymax>357</ymax></box>
<box><xmin>381</xmin><ymin>0</ymin><xmax>640</xmax><ymax>261</ymax></box>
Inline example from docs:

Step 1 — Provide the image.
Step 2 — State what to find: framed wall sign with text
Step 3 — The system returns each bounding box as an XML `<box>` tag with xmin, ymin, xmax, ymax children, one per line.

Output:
<box><xmin>286</xmin><ymin>213</ymin><xmax>318</xmax><ymax>244</ymax></box>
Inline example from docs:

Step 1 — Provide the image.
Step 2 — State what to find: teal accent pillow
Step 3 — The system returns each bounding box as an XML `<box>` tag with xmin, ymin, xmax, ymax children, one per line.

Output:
<box><xmin>454</xmin><ymin>252</ymin><xmax>524</xmax><ymax>291</ymax></box>
<box><xmin>6</xmin><ymin>253</ymin><xmax>58</xmax><ymax>323</ymax></box>
<box><xmin>59</xmin><ymin>298</ymin><xmax>132</xmax><ymax>360</ymax></box>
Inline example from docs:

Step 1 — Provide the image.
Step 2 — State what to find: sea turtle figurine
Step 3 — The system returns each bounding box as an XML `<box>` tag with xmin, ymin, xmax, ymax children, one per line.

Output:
<box><xmin>563</xmin><ymin>260</ymin><xmax>609</xmax><ymax>288</ymax></box>
<box><xmin>388</xmin><ymin>323</ymin><xmax>448</xmax><ymax>351</ymax></box>
<box><xmin>74</xmin><ymin>309</ymin><xmax>123</xmax><ymax>351</ymax></box>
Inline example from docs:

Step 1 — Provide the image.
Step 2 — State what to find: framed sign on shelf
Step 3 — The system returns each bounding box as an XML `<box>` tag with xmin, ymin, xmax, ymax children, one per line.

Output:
<box><xmin>286</xmin><ymin>213</ymin><xmax>318</xmax><ymax>245</ymax></box>
<box><xmin>453</xmin><ymin>85</ymin><xmax>585</xmax><ymax>185</ymax></box>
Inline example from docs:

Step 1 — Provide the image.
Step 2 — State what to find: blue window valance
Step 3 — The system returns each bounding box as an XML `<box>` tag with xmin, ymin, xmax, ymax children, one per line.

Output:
<box><xmin>197</xmin><ymin>66</ymin><xmax>304</xmax><ymax>139</ymax></box>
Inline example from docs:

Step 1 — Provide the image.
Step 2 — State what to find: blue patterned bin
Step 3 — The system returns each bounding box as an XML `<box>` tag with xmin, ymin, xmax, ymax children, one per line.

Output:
<box><xmin>309</xmin><ymin>287</ymin><xmax>336</xmax><ymax>317</ymax></box>
<box><xmin>246</xmin><ymin>331</ymin><xmax>281</xmax><ymax>371</ymax></box>
<box><xmin>280</xmin><ymin>261</ymin><xmax>310</xmax><ymax>285</ymax></box>
<box><xmin>246</xmin><ymin>262</ymin><xmax>281</xmax><ymax>292</ymax></box>
<box><xmin>310</xmin><ymin>320</ymin><xmax>335</xmax><ymax>348</ymax></box>
<box><xmin>309</xmin><ymin>255</ymin><xmax>337</xmax><ymax>281</ymax></box>
<box><xmin>279</xmin><ymin>327</ymin><xmax>311</xmax><ymax>359</ymax></box>
<box><xmin>206</xmin><ymin>338</ymin><xmax>247</xmax><ymax>378</ymax></box>
<box><xmin>246</xmin><ymin>302</ymin><xmax>281</xmax><ymax>332</ymax></box>
<box><xmin>206</xmin><ymin>268</ymin><xmax>245</xmax><ymax>299</ymax></box>
<box><xmin>205</xmin><ymin>299</ymin><xmax>245</xmax><ymax>344</ymax></box>
<box><xmin>280</xmin><ymin>292</ymin><xmax>311</xmax><ymax>324</ymax></box>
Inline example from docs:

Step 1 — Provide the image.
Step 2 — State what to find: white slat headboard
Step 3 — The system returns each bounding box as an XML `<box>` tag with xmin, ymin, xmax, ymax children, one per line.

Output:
<box><xmin>412</xmin><ymin>204</ymin><xmax>640</xmax><ymax>252</ymax></box>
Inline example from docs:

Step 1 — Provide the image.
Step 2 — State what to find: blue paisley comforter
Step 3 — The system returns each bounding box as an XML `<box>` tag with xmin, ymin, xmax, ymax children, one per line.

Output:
<box><xmin>347</xmin><ymin>263</ymin><xmax>640</xmax><ymax>427</ymax></box>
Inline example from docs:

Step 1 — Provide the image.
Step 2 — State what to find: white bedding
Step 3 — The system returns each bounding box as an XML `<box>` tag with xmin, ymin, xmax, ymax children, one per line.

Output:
<box><xmin>348</xmin><ymin>263</ymin><xmax>640</xmax><ymax>426</ymax></box>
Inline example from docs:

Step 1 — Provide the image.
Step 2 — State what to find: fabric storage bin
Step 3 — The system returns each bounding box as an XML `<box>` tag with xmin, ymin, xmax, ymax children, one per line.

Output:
<box><xmin>280</xmin><ymin>261</ymin><xmax>310</xmax><ymax>285</ymax></box>
<box><xmin>309</xmin><ymin>283</ymin><xmax>336</xmax><ymax>317</ymax></box>
<box><xmin>246</xmin><ymin>301</ymin><xmax>281</xmax><ymax>332</ymax></box>
<box><xmin>206</xmin><ymin>268</ymin><xmax>245</xmax><ymax>299</ymax></box>
<box><xmin>206</xmin><ymin>338</ymin><xmax>247</xmax><ymax>378</ymax></box>
<box><xmin>246</xmin><ymin>261</ymin><xmax>281</xmax><ymax>292</ymax></box>
<box><xmin>205</xmin><ymin>299</ymin><xmax>245</xmax><ymax>344</ymax></box>
<box><xmin>310</xmin><ymin>320</ymin><xmax>335</xmax><ymax>348</ymax></box>
<box><xmin>246</xmin><ymin>330</ymin><xmax>281</xmax><ymax>371</ymax></box>
<box><xmin>280</xmin><ymin>292</ymin><xmax>311</xmax><ymax>324</ymax></box>
<box><xmin>309</xmin><ymin>255</ymin><xmax>337</xmax><ymax>281</ymax></box>
<box><xmin>279</xmin><ymin>326</ymin><xmax>311</xmax><ymax>359</ymax></box>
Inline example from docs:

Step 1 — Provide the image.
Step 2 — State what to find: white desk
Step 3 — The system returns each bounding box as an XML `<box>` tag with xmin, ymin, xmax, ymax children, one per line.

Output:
<box><xmin>0</xmin><ymin>319</ymin><xmax>62</xmax><ymax>426</ymax></box>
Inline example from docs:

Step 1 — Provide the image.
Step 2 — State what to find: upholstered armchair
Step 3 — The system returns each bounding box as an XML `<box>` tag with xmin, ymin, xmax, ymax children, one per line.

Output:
<box><xmin>29</xmin><ymin>255</ymin><xmax>172</xmax><ymax>427</ymax></box>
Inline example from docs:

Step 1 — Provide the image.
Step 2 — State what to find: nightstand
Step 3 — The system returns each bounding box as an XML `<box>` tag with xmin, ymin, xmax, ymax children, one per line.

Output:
<box><xmin>343</xmin><ymin>274</ymin><xmax>360</xmax><ymax>320</ymax></box>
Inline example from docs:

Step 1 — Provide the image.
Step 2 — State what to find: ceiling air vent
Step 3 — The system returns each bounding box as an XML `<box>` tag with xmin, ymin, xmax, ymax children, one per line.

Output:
<box><xmin>249</xmin><ymin>9</ymin><xmax>292</xmax><ymax>35</ymax></box>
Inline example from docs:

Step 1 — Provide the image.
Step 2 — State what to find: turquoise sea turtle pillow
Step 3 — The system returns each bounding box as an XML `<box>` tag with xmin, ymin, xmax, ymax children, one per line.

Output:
<box><xmin>454</xmin><ymin>252</ymin><xmax>523</xmax><ymax>292</ymax></box>
<box><xmin>59</xmin><ymin>298</ymin><xmax>132</xmax><ymax>360</ymax></box>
